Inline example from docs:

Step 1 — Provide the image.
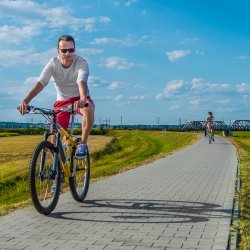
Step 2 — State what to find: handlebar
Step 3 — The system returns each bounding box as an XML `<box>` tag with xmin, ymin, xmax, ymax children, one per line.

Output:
<box><xmin>17</xmin><ymin>103</ymin><xmax>88</xmax><ymax>115</ymax></box>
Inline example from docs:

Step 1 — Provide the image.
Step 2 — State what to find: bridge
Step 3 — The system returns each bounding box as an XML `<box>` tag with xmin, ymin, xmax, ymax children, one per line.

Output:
<box><xmin>228</xmin><ymin>120</ymin><xmax>250</xmax><ymax>131</ymax></box>
<box><xmin>182</xmin><ymin>120</ymin><xmax>250</xmax><ymax>132</ymax></box>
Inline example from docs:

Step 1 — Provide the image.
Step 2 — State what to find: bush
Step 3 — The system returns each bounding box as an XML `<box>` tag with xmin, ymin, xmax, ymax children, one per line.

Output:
<box><xmin>0</xmin><ymin>128</ymin><xmax>48</xmax><ymax>135</ymax></box>
<box><xmin>92</xmin><ymin>138</ymin><xmax>122</xmax><ymax>160</ymax></box>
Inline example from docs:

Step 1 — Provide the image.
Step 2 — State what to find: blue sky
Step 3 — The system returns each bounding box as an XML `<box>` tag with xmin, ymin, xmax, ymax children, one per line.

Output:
<box><xmin>0</xmin><ymin>0</ymin><xmax>250</xmax><ymax>125</ymax></box>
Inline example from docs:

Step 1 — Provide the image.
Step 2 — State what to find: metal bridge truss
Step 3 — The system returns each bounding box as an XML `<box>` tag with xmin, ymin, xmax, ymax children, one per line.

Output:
<box><xmin>182</xmin><ymin>121</ymin><xmax>227</xmax><ymax>131</ymax></box>
<box><xmin>228</xmin><ymin>120</ymin><xmax>250</xmax><ymax>131</ymax></box>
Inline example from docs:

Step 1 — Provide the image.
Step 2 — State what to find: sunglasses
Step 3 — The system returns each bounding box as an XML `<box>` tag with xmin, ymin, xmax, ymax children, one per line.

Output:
<box><xmin>59</xmin><ymin>48</ymin><xmax>75</xmax><ymax>53</ymax></box>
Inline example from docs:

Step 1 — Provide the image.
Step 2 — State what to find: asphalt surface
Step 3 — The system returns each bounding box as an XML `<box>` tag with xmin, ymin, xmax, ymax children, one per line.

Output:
<box><xmin>0</xmin><ymin>135</ymin><xmax>238</xmax><ymax>250</ymax></box>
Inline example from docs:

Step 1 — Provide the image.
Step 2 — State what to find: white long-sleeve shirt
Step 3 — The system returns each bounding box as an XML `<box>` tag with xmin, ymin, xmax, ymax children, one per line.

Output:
<box><xmin>38</xmin><ymin>55</ymin><xmax>89</xmax><ymax>101</ymax></box>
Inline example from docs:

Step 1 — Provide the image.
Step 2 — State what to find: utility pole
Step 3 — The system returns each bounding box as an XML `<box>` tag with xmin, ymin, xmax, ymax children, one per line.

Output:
<box><xmin>179</xmin><ymin>118</ymin><xmax>182</xmax><ymax>129</ymax></box>
<box><xmin>157</xmin><ymin>117</ymin><xmax>160</xmax><ymax>127</ymax></box>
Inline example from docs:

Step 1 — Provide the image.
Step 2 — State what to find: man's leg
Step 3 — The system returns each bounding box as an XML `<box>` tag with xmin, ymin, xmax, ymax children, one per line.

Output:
<box><xmin>212</xmin><ymin>127</ymin><xmax>215</xmax><ymax>141</ymax></box>
<box><xmin>80</xmin><ymin>101</ymin><xmax>95</xmax><ymax>144</ymax></box>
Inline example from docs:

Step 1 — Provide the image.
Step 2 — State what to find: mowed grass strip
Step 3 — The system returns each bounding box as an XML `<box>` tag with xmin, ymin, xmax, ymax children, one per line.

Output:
<box><xmin>91</xmin><ymin>130</ymin><xmax>200</xmax><ymax>179</ymax></box>
<box><xmin>0</xmin><ymin>130</ymin><xmax>199</xmax><ymax>216</ymax></box>
<box><xmin>230</xmin><ymin>132</ymin><xmax>250</xmax><ymax>250</ymax></box>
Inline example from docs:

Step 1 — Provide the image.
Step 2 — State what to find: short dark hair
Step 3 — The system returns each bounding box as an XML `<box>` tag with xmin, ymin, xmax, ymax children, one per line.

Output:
<box><xmin>57</xmin><ymin>35</ymin><xmax>75</xmax><ymax>48</ymax></box>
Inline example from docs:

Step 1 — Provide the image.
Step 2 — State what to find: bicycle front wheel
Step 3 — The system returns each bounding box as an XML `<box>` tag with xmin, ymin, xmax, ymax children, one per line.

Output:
<box><xmin>69</xmin><ymin>147</ymin><xmax>90</xmax><ymax>202</ymax></box>
<box><xmin>29</xmin><ymin>140</ymin><xmax>61</xmax><ymax>215</ymax></box>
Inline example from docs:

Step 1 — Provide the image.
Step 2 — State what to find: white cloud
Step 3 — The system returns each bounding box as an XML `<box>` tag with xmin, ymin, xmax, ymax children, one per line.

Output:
<box><xmin>195</xmin><ymin>50</ymin><xmax>205</xmax><ymax>56</ymax></box>
<box><xmin>88</xmin><ymin>76</ymin><xmax>108</xmax><ymax>88</ymax></box>
<box><xmin>191</xmin><ymin>78</ymin><xmax>206</xmax><ymax>90</ymax></box>
<box><xmin>191</xmin><ymin>78</ymin><xmax>229</xmax><ymax>93</ymax></box>
<box><xmin>128</xmin><ymin>95</ymin><xmax>147</xmax><ymax>101</ymax></box>
<box><xmin>90</xmin><ymin>34</ymin><xmax>148</xmax><ymax>47</ymax></box>
<box><xmin>24</xmin><ymin>77</ymin><xmax>39</xmax><ymax>85</ymax></box>
<box><xmin>90</xmin><ymin>37</ymin><xmax>133</xmax><ymax>47</ymax></box>
<box><xmin>23</xmin><ymin>76</ymin><xmax>55</xmax><ymax>87</ymax></box>
<box><xmin>156</xmin><ymin>80</ymin><xmax>185</xmax><ymax>100</ymax></box>
<box><xmin>109</xmin><ymin>82</ymin><xmax>120</xmax><ymax>90</ymax></box>
<box><xmin>125</xmin><ymin>0</ymin><xmax>138</xmax><ymax>7</ymax></box>
<box><xmin>114</xmin><ymin>95</ymin><xmax>123</xmax><ymax>101</ymax></box>
<box><xmin>180</xmin><ymin>37</ymin><xmax>200</xmax><ymax>45</ymax></box>
<box><xmin>189</xmin><ymin>98</ymin><xmax>200</xmax><ymax>106</ymax></box>
<box><xmin>236</xmin><ymin>55</ymin><xmax>248</xmax><ymax>60</ymax></box>
<box><xmin>101</xmin><ymin>57</ymin><xmax>134</xmax><ymax>69</ymax></box>
<box><xmin>207</xmin><ymin>83</ymin><xmax>229</xmax><ymax>92</ymax></box>
<box><xmin>166</xmin><ymin>50</ymin><xmax>190</xmax><ymax>62</ymax></box>
<box><xmin>169</xmin><ymin>105</ymin><xmax>179</xmax><ymax>110</ymax></box>
<box><xmin>0</xmin><ymin>48</ymin><xmax>55</xmax><ymax>67</ymax></box>
<box><xmin>78</xmin><ymin>48</ymin><xmax>104</xmax><ymax>55</ymax></box>
<box><xmin>217</xmin><ymin>107</ymin><xmax>236</xmax><ymax>113</ymax></box>
<box><xmin>0</xmin><ymin>0</ymin><xmax>111</xmax><ymax>43</ymax></box>
<box><xmin>99</xmin><ymin>16</ymin><xmax>111</xmax><ymax>23</ymax></box>
<box><xmin>216</xmin><ymin>99</ymin><xmax>231</xmax><ymax>105</ymax></box>
<box><xmin>236</xmin><ymin>83</ymin><xmax>250</xmax><ymax>93</ymax></box>
<box><xmin>0</xmin><ymin>25</ymin><xmax>42</xmax><ymax>44</ymax></box>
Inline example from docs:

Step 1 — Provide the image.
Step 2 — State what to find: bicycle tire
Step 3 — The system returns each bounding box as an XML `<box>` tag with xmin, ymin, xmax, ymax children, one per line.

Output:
<box><xmin>29</xmin><ymin>140</ymin><xmax>61</xmax><ymax>215</ymax></box>
<box><xmin>69</xmin><ymin>146</ymin><xmax>90</xmax><ymax>202</ymax></box>
<box><xmin>208</xmin><ymin>132</ymin><xmax>212</xmax><ymax>144</ymax></box>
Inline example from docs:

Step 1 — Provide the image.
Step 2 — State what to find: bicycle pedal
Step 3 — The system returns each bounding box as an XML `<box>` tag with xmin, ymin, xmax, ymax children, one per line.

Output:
<box><xmin>76</xmin><ymin>166</ymin><xmax>86</xmax><ymax>171</ymax></box>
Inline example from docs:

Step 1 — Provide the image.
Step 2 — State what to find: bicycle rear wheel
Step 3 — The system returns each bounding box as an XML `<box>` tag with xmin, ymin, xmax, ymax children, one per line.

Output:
<box><xmin>69</xmin><ymin>146</ymin><xmax>90</xmax><ymax>202</ymax></box>
<box><xmin>208</xmin><ymin>132</ymin><xmax>212</xmax><ymax>144</ymax></box>
<box><xmin>29</xmin><ymin>141</ymin><xmax>61</xmax><ymax>215</ymax></box>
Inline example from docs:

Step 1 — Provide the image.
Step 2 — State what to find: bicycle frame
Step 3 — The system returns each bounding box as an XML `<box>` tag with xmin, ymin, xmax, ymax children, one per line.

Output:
<box><xmin>31</xmin><ymin>105</ymin><xmax>79</xmax><ymax>180</ymax></box>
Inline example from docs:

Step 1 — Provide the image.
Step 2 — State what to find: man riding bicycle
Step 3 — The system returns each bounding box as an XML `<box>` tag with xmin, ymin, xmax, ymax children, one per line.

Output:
<box><xmin>18</xmin><ymin>35</ymin><xmax>94</xmax><ymax>158</ymax></box>
<box><xmin>206</xmin><ymin>111</ymin><xmax>215</xmax><ymax>141</ymax></box>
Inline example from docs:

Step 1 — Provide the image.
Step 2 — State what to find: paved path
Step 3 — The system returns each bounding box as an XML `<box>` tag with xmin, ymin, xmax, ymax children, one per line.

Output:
<box><xmin>0</xmin><ymin>135</ymin><xmax>238</xmax><ymax>250</ymax></box>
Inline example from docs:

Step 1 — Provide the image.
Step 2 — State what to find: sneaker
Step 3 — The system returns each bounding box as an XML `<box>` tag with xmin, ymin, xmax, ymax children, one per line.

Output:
<box><xmin>51</xmin><ymin>180</ymin><xmax>63</xmax><ymax>193</ymax></box>
<box><xmin>75</xmin><ymin>144</ymin><xmax>87</xmax><ymax>159</ymax></box>
<box><xmin>51</xmin><ymin>182</ymin><xmax>56</xmax><ymax>193</ymax></box>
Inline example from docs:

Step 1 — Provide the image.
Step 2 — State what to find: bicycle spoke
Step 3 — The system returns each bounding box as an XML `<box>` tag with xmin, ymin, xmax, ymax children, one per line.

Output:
<box><xmin>69</xmin><ymin>148</ymin><xmax>90</xmax><ymax>202</ymax></box>
<box><xmin>29</xmin><ymin>141</ymin><xmax>61</xmax><ymax>215</ymax></box>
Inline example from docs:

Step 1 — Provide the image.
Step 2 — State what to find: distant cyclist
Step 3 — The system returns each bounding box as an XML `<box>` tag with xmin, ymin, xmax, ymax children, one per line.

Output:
<box><xmin>206</xmin><ymin>111</ymin><xmax>215</xmax><ymax>141</ymax></box>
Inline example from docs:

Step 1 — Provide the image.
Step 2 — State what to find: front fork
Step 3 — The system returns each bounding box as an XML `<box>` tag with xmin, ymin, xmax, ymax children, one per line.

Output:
<box><xmin>41</xmin><ymin>131</ymin><xmax>61</xmax><ymax>180</ymax></box>
<box><xmin>43</xmin><ymin>131</ymin><xmax>79</xmax><ymax>179</ymax></box>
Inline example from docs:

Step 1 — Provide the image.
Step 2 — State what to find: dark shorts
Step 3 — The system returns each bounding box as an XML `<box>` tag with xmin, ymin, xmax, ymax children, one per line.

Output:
<box><xmin>53</xmin><ymin>96</ymin><xmax>94</xmax><ymax>130</ymax></box>
<box><xmin>207</xmin><ymin>122</ymin><xmax>214</xmax><ymax>129</ymax></box>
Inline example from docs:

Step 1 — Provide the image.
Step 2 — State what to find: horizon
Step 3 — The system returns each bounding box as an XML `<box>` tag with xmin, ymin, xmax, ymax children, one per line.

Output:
<box><xmin>1</xmin><ymin>0</ymin><xmax>250</xmax><ymax>125</ymax></box>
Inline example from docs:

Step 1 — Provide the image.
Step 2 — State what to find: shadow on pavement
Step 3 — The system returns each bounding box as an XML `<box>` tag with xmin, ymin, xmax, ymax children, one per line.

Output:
<box><xmin>50</xmin><ymin>199</ymin><xmax>231</xmax><ymax>224</ymax></box>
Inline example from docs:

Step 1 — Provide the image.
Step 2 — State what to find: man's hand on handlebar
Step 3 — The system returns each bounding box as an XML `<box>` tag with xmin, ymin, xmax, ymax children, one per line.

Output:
<box><xmin>74</xmin><ymin>99</ymin><xmax>87</xmax><ymax>111</ymax></box>
<box><xmin>18</xmin><ymin>102</ymin><xmax>29</xmax><ymax>115</ymax></box>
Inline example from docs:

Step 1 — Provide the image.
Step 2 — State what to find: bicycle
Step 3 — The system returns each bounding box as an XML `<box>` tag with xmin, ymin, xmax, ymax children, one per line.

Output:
<box><xmin>206</xmin><ymin>126</ymin><xmax>214</xmax><ymax>144</ymax></box>
<box><xmin>23</xmin><ymin>104</ymin><xmax>90</xmax><ymax>215</ymax></box>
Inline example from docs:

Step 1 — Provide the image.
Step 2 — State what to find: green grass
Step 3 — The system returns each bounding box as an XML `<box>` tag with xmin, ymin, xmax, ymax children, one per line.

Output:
<box><xmin>90</xmin><ymin>130</ymin><xmax>199</xmax><ymax>179</ymax></box>
<box><xmin>0</xmin><ymin>130</ymin><xmax>199</xmax><ymax>216</ymax></box>
<box><xmin>230</xmin><ymin>131</ymin><xmax>250</xmax><ymax>250</ymax></box>
<box><xmin>0</xmin><ymin>132</ymin><xmax>20</xmax><ymax>137</ymax></box>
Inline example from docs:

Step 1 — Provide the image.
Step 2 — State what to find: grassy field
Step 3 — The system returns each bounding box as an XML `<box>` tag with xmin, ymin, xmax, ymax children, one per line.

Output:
<box><xmin>230</xmin><ymin>132</ymin><xmax>250</xmax><ymax>250</ymax></box>
<box><xmin>0</xmin><ymin>134</ymin><xmax>111</xmax><ymax>216</ymax></box>
<box><xmin>0</xmin><ymin>130</ymin><xmax>199</xmax><ymax>216</ymax></box>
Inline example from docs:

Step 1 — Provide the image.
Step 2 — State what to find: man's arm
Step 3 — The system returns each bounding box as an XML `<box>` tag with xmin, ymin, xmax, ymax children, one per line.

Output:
<box><xmin>74</xmin><ymin>80</ymin><xmax>88</xmax><ymax>109</ymax></box>
<box><xmin>18</xmin><ymin>82</ymin><xmax>44</xmax><ymax>115</ymax></box>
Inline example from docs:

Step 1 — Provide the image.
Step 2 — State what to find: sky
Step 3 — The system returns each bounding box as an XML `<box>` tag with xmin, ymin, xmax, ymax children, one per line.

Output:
<box><xmin>0</xmin><ymin>0</ymin><xmax>250</xmax><ymax>125</ymax></box>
